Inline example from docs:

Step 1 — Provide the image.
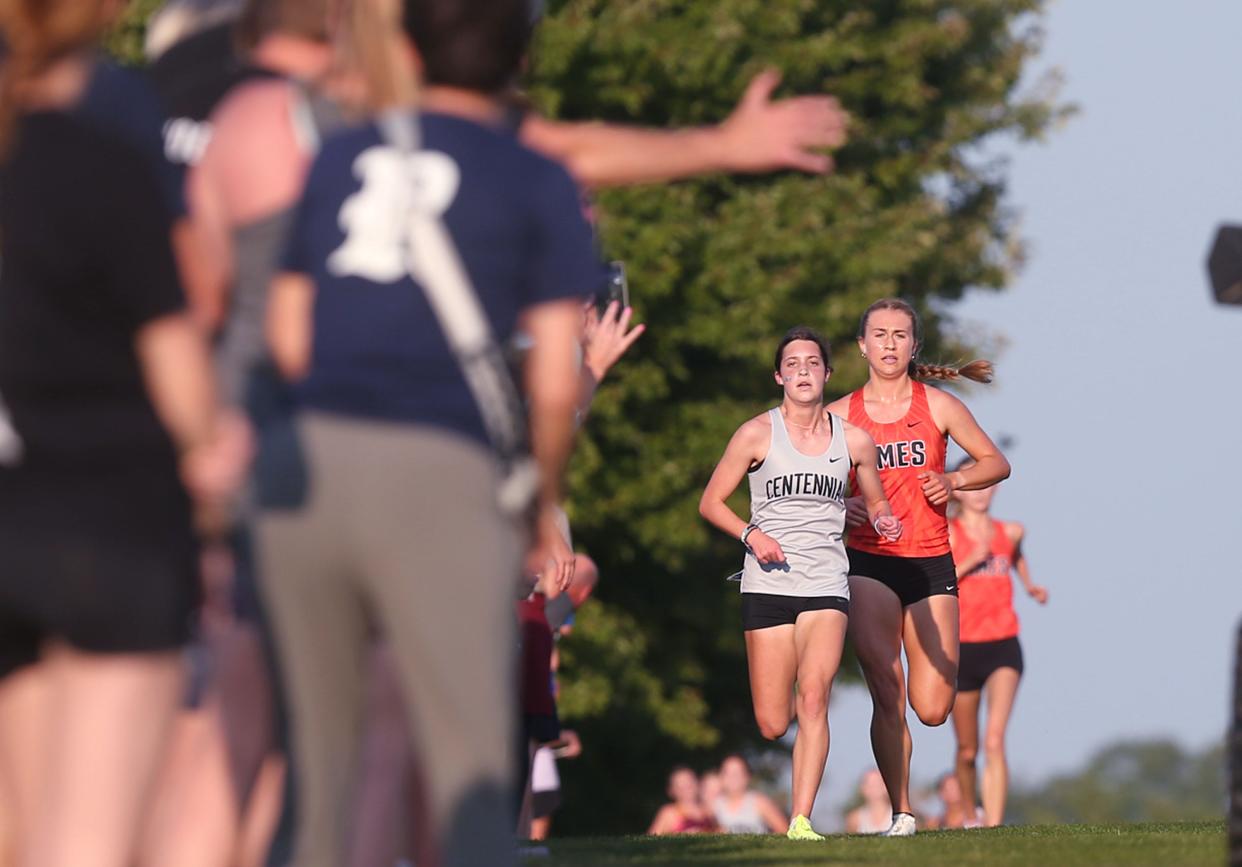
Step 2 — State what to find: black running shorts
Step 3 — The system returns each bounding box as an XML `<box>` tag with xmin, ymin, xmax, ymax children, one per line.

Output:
<box><xmin>846</xmin><ymin>548</ymin><xmax>958</xmax><ymax>608</ymax></box>
<box><xmin>957</xmin><ymin>636</ymin><xmax>1024</xmax><ymax>692</ymax></box>
<box><xmin>741</xmin><ymin>593</ymin><xmax>849</xmax><ymax>631</ymax></box>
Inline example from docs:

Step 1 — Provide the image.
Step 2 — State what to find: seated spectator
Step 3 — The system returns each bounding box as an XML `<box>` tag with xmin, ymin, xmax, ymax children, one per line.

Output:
<box><xmin>647</xmin><ymin>768</ymin><xmax>718</xmax><ymax>835</ymax></box>
<box><xmin>712</xmin><ymin>755</ymin><xmax>788</xmax><ymax>834</ymax></box>
<box><xmin>928</xmin><ymin>772</ymin><xmax>983</xmax><ymax>830</ymax></box>
<box><xmin>844</xmin><ymin>769</ymin><xmax>892</xmax><ymax>835</ymax></box>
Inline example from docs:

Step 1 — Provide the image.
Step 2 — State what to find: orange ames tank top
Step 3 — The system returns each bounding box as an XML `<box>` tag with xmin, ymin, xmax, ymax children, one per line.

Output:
<box><xmin>846</xmin><ymin>381</ymin><xmax>950</xmax><ymax>557</ymax></box>
<box><xmin>951</xmin><ymin>518</ymin><xmax>1020</xmax><ymax>642</ymax></box>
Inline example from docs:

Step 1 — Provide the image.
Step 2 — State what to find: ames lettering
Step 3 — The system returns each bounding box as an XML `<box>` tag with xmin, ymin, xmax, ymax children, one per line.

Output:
<box><xmin>876</xmin><ymin>440</ymin><xmax>926</xmax><ymax>470</ymax></box>
<box><xmin>765</xmin><ymin>473</ymin><xmax>846</xmax><ymax>502</ymax></box>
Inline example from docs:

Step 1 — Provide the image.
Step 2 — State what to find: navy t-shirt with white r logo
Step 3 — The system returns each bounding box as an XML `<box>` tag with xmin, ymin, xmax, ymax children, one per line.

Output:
<box><xmin>281</xmin><ymin>111</ymin><xmax>604</xmax><ymax>446</ymax></box>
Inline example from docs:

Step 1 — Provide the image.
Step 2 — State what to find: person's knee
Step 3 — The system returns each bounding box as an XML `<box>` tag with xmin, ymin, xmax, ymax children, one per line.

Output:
<box><xmin>755</xmin><ymin>711</ymin><xmax>790</xmax><ymax>741</ymax></box>
<box><xmin>912</xmin><ymin>693</ymin><xmax>954</xmax><ymax>727</ymax></box>
<box><xmin>795</xmin><ymin>685</ymin><xmax>828</xmax><ymax>722</ymax></box>
<box><xmin>983</xmin><ymin>730</ymin><xmax>1006</xmax><ymax>758</ymax></box>
<box><xmin>956</xmin><ymin>742</ymin><xmax>978</xmax><ymax>767</ymax></box>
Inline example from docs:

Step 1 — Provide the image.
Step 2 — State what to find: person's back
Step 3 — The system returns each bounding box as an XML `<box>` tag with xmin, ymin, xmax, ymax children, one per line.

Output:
<box><xmin>283</xmin><ymin>113</ymin><xmax>599</xmax><ymax>438</ymax></box>
<box><xmin>0</xmin><ymin>115</ymin><xmax>185</xmax><ymax>474</ymax></box>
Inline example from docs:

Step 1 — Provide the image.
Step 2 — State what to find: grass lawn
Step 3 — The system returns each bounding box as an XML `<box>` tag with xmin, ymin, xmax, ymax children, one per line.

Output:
<box><xmin>522</xmin><ymin>821</ymin><xmax>1225</xmax><ymax>866</ymax></box>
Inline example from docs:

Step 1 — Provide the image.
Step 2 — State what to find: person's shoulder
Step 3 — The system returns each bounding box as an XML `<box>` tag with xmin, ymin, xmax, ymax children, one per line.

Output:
<box><xmin>922</xmin><ymin>380</ymin><xmax>965</xmax><ymax>408</ymax></box>
<box><xmin>210</xmin><ymin>78</ymin><xmax>300</xmax><ymax>132</ymax></box>
<box><xmin>1002</xmin><ymin>520</ymin><xmax>1025</xmax><ymax>542</ymax></box>
<box><xmin>737</xmin><ymin>411</ymin><xmax>774</xmax><ymax>439</ymax></box>
<box><xmin>426</xmin><ymin>111</ymin><xmax>576</xmax><ymax>187</ymax></box>
<box><xmin>825</xmin><ymin>391</ymin><xmax>855</xmax><ymax>416</ymax></box>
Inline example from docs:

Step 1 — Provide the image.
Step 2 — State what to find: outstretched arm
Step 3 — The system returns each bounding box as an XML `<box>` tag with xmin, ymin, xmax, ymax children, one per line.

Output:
<box><xmin>520</xmin><ymin>69</ymin><xmax>848</xmax><ymax>189</ymax></box>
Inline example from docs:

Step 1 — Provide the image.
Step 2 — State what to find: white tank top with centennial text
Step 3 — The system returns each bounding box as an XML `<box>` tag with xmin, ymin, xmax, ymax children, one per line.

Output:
<box><xmin>741</xmin><ymin>409</ymin><xmax>851</xmax><ymax>598</ymax></box>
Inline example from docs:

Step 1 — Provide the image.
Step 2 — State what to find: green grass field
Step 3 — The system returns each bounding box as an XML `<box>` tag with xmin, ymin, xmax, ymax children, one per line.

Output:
<box><xmin>522</xmin><ymin>822</ymin><xmax>1225</xmax><ymax>866</ymax></box>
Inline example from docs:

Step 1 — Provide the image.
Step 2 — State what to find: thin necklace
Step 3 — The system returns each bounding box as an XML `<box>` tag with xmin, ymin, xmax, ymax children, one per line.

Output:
<box><xmin>782</xmin><ymin>408</ymin><xmax>820</xmax><ymax>431</ymax></box>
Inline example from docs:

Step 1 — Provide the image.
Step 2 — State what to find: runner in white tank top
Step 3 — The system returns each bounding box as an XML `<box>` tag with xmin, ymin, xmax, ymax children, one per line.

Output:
<box><xmin>700</xmin><ymin>327</ymin><xmax>902</xmax><ymax>842</ymax></box>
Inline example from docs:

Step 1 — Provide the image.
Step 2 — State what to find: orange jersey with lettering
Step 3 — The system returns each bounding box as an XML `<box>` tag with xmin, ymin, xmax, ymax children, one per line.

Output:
<box><xmin>846</xmin><ymin>381</ymin><xmax>950</xmax><ymax>557</ymax></box>
<box><xmin>951</xmin><ymin>518</ymin><xmax>1020</xmax><ymax>642</ymax></box>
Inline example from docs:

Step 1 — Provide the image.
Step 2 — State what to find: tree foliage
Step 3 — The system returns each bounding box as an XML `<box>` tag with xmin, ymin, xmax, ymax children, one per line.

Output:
<box><xmin>1008</xmin><ymin>739</ymin><xmax>1225</xmax><ymax>825</ymax></box>
<box><xmin>531</xmin><ymin>0</ymin><xmax>1067</xmax><ymax>834</ymax></box>
<box><xmin>110</xmin><ymin>0</ymin><xmax>1068</xmax><ymax>837</ymax></box>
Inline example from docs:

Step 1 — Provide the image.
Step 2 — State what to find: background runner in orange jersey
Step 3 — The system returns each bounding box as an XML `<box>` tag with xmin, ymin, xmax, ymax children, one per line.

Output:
<box><xmin>948</xmin><ymin>461</ymin><xmax>1048</xmax><ymax>828</ymax></box>
<box><xmin>824</xmin><ymin>298</ymin><xmax>1010</xmax><ymax>837</ymax></box>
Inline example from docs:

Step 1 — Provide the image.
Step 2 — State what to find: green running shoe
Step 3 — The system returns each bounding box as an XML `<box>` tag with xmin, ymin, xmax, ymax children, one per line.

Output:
<box><xmin>786</xmin><ymin>814</ymin><xmax>825</xmax><ymax>841</ymax></box>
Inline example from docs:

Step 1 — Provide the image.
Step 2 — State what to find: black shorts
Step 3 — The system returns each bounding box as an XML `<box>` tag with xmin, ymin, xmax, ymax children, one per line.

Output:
<box><xmin>957</xmin><ymin>636</ymin><xmax>1024</xmax><ymax>692</ymax></box>
<box><xmin>741</xmin><ymin>593</ymin><xmax>849</xmax><ymax>631</ymax></box>
<box><xmin>0</xmin><ymin>469</ymin><xmax>198</xmax><ymax>679</ymax></box>
<box><xmin>532</xmin><ymin>789</ymin><xmax>562</xmax><ymax>819</ymax></box>
<box><xmin>846</xmin><ymin>548</ymin><xmax>958</xmax><ymax>608</ymax></box>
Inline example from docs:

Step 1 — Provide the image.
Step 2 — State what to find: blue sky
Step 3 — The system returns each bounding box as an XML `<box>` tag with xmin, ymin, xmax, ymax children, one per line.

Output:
<box><xmin>807</xmin><ymin>0</ymin><xmax>1242</xmax><ymax>828</ymax></box>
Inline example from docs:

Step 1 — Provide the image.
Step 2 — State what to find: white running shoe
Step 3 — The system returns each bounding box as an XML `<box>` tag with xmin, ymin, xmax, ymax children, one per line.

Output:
<box><xmin>883</xmin><ymin>812</ymin><xmax>917</xmax><ymax>837</ymax></box>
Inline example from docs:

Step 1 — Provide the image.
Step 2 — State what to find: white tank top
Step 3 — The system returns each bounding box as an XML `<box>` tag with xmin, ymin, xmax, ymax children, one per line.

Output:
<box><xmin>713</xmin><ymin>793</ymin><xmax>768</xmax><ymax>834</ymax></box>
<box><xmin>741</xmin><ymin>409</ymin><xmax>850</xmax><ymax>598</ymax></box>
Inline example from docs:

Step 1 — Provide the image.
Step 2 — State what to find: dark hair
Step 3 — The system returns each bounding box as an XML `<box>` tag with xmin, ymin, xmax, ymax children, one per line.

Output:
<box><xmin>774</xmin><ymin>326</ymin><xmax>832</xmax><ymax>373</ymax></box>
<box><xmin>857</xmin><ymin>298</ymin><xmax>994</xmax><ymax>384</ymax></box>
<box><xmin>402</xmin><ymin>0</ymin><xmax>529</xmax><ymax>93</ymax></box>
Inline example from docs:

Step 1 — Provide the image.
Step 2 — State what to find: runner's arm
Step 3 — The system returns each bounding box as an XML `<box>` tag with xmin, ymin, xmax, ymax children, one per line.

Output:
<box><xmin>1010</xmin><ymin>523</ymin><xmax>1048</xmax><ymax>603</ymax></box>
<box><xmin>845</xmin><ymin>423</ymin><xmax>901</xmax><ymax>540</ymax></box>
<box><xmin>698</xmin><ymin>418</ymin><xmax>768</xmax><ymax>542</ymax></box>
<box><xmin>926</xmin><ymin>388</ymin><xmax>1011</xmax><ymax>494</ymax></box>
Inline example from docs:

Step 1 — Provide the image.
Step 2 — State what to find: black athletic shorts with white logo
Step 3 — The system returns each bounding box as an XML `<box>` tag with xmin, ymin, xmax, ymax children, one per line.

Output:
<box><xmin>741</xmin><ymin>593</ymin><xmax>849</xmax><ymax>631</ymax></box>
<box><xmin>957</xmin><ymin>636</ymin><xmax>1024</xmax><ymax>692</ymax></box>
<box><xmin>846</xmin><ymin>548</ymin><xmax>958</xmax><ymax>608</ymax></box>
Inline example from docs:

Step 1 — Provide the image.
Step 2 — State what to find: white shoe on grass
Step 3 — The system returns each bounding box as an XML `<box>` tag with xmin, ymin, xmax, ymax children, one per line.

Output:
<box><xmin>883</xmin><ymin>812</ymin><xmax>917</xmax><ymax>837</ymax></box>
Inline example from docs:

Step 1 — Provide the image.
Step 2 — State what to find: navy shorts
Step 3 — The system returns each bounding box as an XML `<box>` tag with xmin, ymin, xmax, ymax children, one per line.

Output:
<box><xmin>741</xmin><ymin>593</ymin><xmax>849</xmax><ymax>631</ymax></box>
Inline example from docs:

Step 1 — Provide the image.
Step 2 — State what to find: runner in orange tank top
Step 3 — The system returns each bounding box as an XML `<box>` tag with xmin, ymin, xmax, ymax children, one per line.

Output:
<box><xmin>824</xmin><ymin>298</ymin><xmax>1010</xmax><ymax>836</ymax></box>
<box><xmin>948</xmin><ymin>461</ymin><xmax>1047</xmax><ymax>828</ymax></box>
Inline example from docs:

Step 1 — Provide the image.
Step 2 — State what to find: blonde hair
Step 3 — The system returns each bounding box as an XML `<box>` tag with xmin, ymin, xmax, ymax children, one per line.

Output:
<box><xmin>333</xmin><ymin>0</ymin><xmax>417</xmax><ymax>110</ymax></box>
<box><xmin>0</xmin><ymin>0</ymin><xmax>112</xmax><ymax>154</ymax></box>
<box><xmin>858</xmin><ymin>298</ymin><xmax>994</xmax><ymax>384</ymax></box>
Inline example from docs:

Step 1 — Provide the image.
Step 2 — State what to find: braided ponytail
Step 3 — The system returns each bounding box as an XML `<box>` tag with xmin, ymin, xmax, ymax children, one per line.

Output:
<box><xmin>913</xmin><ymin>359</ymin><xmax>994</xmax><ymax>383</ymax></box>
<box><xmin>857</xmin><ymin>298</ymin><xmax>995</xmax><ymax>384</ymax></box>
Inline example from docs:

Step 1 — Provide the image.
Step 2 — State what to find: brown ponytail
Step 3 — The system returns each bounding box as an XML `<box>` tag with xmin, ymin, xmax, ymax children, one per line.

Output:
<box><xmin>0</xmin><ymin>0</ymin><xmax>111</xmax><ymax>156</ymax></box>
<box><xmin>857</xmin><ymin>297</ymin><xmax>995</xmax><ymax>385</ymax></box>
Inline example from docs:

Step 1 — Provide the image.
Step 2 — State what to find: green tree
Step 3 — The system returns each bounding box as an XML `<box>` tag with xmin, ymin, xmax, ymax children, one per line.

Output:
<box><xmin>532</xmin><ymin>0</ymin><xmax>1068</xmax><ymax>834</ymax></box>
<box><xmin>104</xmin><ymin>0</ymin><xmax>164</xmax><ymax>65</ymax></box>
<box><xmin>1007</xmin><ymin>739</ymin><xmax>1226</xmax><ymax>825</ymax></box>
<box><xmin>103</xmin><ymin>0</ymin><xmax>1068</xmax><ymax>837</ymax></box>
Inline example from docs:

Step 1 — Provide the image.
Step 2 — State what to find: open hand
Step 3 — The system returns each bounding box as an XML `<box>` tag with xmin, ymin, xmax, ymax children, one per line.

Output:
<box><xmin>583</xmin><ymin>301</ymin><xmax>646</xmax><ymax>383</ymax></box>
<box><xmin>720</xmin><ymin>69</ymin><xmax>849</xmax><ymax>175</ymax></box>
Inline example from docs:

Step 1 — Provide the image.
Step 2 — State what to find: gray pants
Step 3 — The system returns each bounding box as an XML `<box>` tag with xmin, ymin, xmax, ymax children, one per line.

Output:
<box><xmin>257</xmin><ymin>413</ymin><xmax>521</xmax><ymax>867</ymax></box>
